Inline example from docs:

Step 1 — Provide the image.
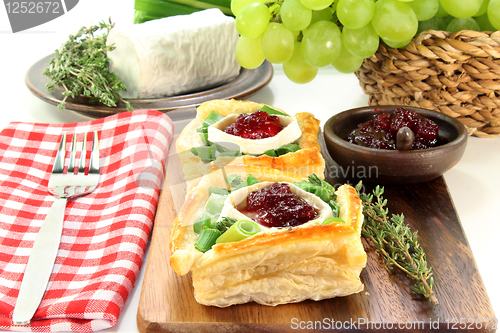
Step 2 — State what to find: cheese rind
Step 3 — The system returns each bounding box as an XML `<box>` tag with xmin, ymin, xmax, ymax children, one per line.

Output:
<box><xmin>207</xmin><ymin>114</ymin><xmax>302</xmax><ymax>155</ymax></box>
<box><xmin>107</xmin><ymin>9</ymin><xmax>240</xmax><ymax>99</ymax></box>
<box><xmin>218</xmin><ymin>181</ymin><xmax>334</xmax><ymax>231</ymax></box>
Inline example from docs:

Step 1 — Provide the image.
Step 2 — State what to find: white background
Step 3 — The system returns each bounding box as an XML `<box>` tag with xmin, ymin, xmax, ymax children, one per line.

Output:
<box><xmin>0</xmin><ymin>1</ymin><xmax>499</xmax><ymax>332</ymax></box>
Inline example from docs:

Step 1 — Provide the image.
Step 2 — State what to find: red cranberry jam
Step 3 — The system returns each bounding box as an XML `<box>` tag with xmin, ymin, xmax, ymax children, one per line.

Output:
<box><xmin>238</xmin><ymin>183</ymin><xmax>319</xmax><ymax>228</ymax></box>
<box><xmin>347</xmin><ymin>108</ymin><xmax>440</xmax><ymax>150</ymax></box>
<box><xmin>224</xmin><ymin>111</ymin><xmax>284</xmax><ymax>139</ymax></box>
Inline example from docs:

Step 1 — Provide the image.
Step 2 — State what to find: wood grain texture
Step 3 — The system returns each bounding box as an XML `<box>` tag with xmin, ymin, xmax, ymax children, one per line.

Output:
<box><xmin>137</xmin><ymin>134</ymin><xmax>497</xmax><ymax>333</ymax></box>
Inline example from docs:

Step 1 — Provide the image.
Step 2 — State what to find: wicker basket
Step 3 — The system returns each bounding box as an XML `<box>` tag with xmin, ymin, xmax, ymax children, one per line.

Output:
<box><xmin>355</xmin><ymin>30</ymin><xmax>500</xmax><ymax>138</ymax></box>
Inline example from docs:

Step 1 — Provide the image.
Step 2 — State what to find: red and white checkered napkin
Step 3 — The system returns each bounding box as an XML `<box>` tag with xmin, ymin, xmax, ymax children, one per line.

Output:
<box><xmin>0</xmin><ymin>110</ymin><xmax>174</xmax><ymax>332</ymax></box>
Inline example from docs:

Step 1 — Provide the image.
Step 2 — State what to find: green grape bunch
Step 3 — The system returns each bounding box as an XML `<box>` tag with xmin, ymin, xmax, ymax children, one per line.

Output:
<box><xmin>231</xmin><ymin>0</ymin><xmax>500</xmax><ymax>83</ymax></box>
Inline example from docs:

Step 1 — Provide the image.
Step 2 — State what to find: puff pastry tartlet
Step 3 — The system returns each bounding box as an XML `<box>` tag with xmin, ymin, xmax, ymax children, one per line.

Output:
<box><xmin>176</xmin><ymin>99</ymin><xmax>325</xmax><ymax>191</ymax></box>
<box><xmin>169</xmin><ymin>165</ymin><xmax>367</xmax><ymax>307</ymax></box>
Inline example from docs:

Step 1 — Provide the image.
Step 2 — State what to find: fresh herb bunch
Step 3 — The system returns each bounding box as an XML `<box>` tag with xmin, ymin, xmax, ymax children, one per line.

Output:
<box><xmin>43</xmin><ymin>19</ymin><xmax>132</xmax><ymax>111</ymax></box>
<box><xmin>356</xmin><ymin>182</ymin><xmax>439</xmax><ymax>305</ymax></box>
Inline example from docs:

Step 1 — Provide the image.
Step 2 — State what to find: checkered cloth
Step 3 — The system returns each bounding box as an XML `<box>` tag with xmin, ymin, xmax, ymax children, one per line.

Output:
<box><xmin>0</xmin><ymin>110</ymin><xmax>174</xmax><ymax>332</ymax></box>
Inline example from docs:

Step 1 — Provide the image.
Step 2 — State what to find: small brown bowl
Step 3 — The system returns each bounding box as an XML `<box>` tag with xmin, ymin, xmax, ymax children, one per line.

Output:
<box><xmin>323</xmin><ymin>105</ymin><xmax>468</xmax><ymax>185</ymax></box>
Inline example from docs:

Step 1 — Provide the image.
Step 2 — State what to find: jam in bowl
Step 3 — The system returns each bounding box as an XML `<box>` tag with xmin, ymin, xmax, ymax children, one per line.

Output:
<box><xmin>323</xmin><ymin>106</ymin><xmax>468</xmax><ymax>185</ymax></box>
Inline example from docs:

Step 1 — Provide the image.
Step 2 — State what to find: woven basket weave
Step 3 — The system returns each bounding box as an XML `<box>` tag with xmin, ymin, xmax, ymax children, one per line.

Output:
<box><xmin>355</xmin><ymin>30</ymin><xmax>500</xmax><ymax>138</ymax></box>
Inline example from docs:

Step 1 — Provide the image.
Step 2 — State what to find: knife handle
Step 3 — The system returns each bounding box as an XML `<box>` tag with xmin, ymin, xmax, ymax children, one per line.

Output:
<box><xmin>12</xmin><ymin>197</ymin><xmax>67</xmax><ymax>326</ymax></box>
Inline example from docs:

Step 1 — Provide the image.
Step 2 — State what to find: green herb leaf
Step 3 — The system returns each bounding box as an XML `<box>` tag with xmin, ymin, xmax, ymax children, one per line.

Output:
<box><xmin>357</xmin><ymin>181</ymin><xmax>439</xmax><ymax>305</ymax></box>
<box><xmin>43</xmin><ymin>19</ymin><xmax>131</xmax><ymax>111</ymax></box>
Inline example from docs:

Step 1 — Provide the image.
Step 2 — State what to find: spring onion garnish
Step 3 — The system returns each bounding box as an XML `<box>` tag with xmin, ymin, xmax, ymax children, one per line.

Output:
<box><xmin>293</xmin><ymin>174</ymin><xmax>340</xmax><ymax>217</ymax></box>
<box><xmin>322</xmin><ymin>217</ymin><xmax>346</xmax><ymax>225</ymax></box>
<box><xmin>216</xmin><ymin>219</ymin><xmax>261</xmax><ymax>244</ymax></box>
<box><xmin>264</xmin><ymin>143</ymin><xmax>301</xmax><ymax>157</ymax></box>
<box><xmin>234</xmin><ymin>174</ymin><xmax>260</xmax><ymax>190</ymax></box>
<box><xmin>258</xmin><ymin>105</ymin><xmax>289</xmax><ymax>116</ymax></box>
<box><xmin>194</xmin><ymin>228</ymin><xmax>222</xmax><ymax>253</ymax></box>
<box><xmin>193</xmin><ymin>193</ymin><xmax>228</xmax><ymax>233</ymax></box>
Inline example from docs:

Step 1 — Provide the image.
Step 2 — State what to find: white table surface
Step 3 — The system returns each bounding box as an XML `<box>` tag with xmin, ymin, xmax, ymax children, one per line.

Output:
<box><xmin>1</xmin><ymin>1</ymin><xmax>498</xmax><ymax>332</ymax></box>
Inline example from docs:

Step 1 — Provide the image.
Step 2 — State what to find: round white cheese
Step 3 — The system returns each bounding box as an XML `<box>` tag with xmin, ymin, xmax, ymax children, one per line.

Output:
<box><xmin>107</xmin><ymin>9</ymin><xmax>240</xmax><ymax>99</ymax></box>
<box><xmin>207</xmin><ymin>114</ymin><xmax>302</xmax><ymax>155</ymax></box>
<box><xmin>218</xmin><ymin>181</ymin><xmax>333</xmax><ymax>231</ymax></box>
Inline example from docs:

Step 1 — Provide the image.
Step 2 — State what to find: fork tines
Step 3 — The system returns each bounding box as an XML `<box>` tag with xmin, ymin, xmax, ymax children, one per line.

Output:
<box><xmin>53</xmin><ymin>131</ymin><xmax>99</xmax><ymax>175</ymax></box>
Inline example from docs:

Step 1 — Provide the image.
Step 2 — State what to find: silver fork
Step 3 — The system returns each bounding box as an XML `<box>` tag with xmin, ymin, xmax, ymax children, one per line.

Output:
<box><xmin>12</xmin><ymin>131</ymin><xmax>100</xmax><ymax>326</ymax></box>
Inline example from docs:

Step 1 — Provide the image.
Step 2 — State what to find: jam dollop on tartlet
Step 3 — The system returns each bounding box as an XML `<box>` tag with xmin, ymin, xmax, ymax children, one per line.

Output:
<box><xmin>224</xmin><ymin>111</ymin><xmax>284</xmax><ymax>140</ymax></box>
<box><xmin>237</xmin><ymin>182</ymin><xmax>319</xmax><ymax>228</ymax></box>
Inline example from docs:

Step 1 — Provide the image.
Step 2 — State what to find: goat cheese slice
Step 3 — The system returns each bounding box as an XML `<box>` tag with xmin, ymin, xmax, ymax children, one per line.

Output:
<box><xmin>218</xmin><ymin>181</ymin><xmax>334</xmax><ymax>231</ymax></box>
<box><xmin>207</xmin><ymin>114</ymin><xmax>302</xmax><ymax>155</ymax></box>
<box><xmin>107</xmin><ymin>9</ymin><xmax>240</xmax><ymax>99</ymax></box>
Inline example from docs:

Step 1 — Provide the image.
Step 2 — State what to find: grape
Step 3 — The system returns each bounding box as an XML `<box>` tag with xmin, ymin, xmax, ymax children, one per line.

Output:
<box><xmin>417</xmin><ymin>16</ymin><xmax>448</xmax><ymax>33</ymax></box>
<box><xmin>474</xmin><ymin>0</ymin><xmax>490</xmax><ymax>16</ymax></box>
<box><xmin>342</xmin><ymin>24</ymin><xmax>380</xmax><ymax>58</ymax></box>
<box><xmin>439</xmin><ymin>0</ymin><xmax>481</xmax><ymax>18</ymax></box>
<box><xmin>231</xmin><ymin>0</ymin><xmax>266</xmax><ymax>16</ymax></box>
<box><xmin>299</xmin><ymin>0</ymin><xmax>334</xmax><ymax>11</ymax></box>
<box><xmin>283</xmin><ymin>41</ymin><xmax>319</xmax><ymax>83</ymax></box>
<box><xmin>310</xmin><ymin>8</ymin><xmax>333</xmax><ymax>25</ymax></box>
<box><xmin>446</xmin><ymin>17</ymin><xmax>480</xmax><ymax>31</ymax></box>
<box><xmin>281</xmin><ymin>0</ymin><xmax>312</xmax><ymax>31</ymax></box>
<box><xmin>301</xmin><ymin>20</ymin><xmax>342</xmax><ymax>67</ymax></box>
<box><xmin>236</xmin><ymin>3</ymin><xmax>270</xmax><ymax>39</ymax></box>
<box><xmin>382</xmin><ymin>38</ymin><xmax>411</xmax><ymax>48</ymax></box>
<box><xmin>434</xmin><ymin>1</ymin><xmax>449</xmax><ymax>16</ymax></box>
<box><xmin>372</xmin><ymin>0</ymin><xmax>418</xmax><ymax>43</ymax></box>
<box><xmin>236</xmin><ymin>35</ymin><xmax>265</xmax><ymax>69</ymax></box>
<box><xmin>475</xmin><ymin>12</ymin><xmax>496</xmax><ymax>30</ymax></box>
<box><xmin>332</xmin><ymin>43</ymin><xmax>364</xmax><ymax>73</ymax></box>
<box><xmin>407</xmin><ymin>0</ymin><xmax>439</xmax><ymax>21</ymax></box>
<box><xmin>488</xmin><ymin>0</ymin><xmax>500</xmax><ymax>30</ymax></box>
<box><xmin>337</xmin><ymin>0</ymin><xmax>375</xmax><ymax>29</ymax></box>
<box><xmin>261</xmin><ymin>23</ymin><xmax>295</xmax><ymax>63</ymax></box>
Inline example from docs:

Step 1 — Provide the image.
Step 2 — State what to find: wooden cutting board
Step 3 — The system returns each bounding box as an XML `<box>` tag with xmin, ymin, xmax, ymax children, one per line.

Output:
<box><xmin>136</xmin><ymin>134</ymin><xmax>497</xmax><ymax>333</ymax></box>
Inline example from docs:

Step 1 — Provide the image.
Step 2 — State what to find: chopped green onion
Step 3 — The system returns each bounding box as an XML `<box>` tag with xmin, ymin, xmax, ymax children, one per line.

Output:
<box><xmin>264</xmin><ymin>143</ymin><xmax>301</xmax><ymax>157</ymax></box>
<box><xmin>293</xmin><ymin>181</ymin><xmax>330</xmax><ymax>203</ymax></box>
<box><xmin>258</xmin><ymin>105</ymin><xmax>289</xmax><ymax>116</ymax></box>
<box><xmin>227</xmin><ymin>174</ymin><xmax>243</xmax><ymax>188</ymax></box>
<box><xmin>195</xmin><ymin>228</ymin><xmax>222</xmax><ymax>253</ymax></box>
<box><xmin>216</xmin><ymin>219</ymin><xmax>261</xmax><ymax>244</ymax></box>
<box><xmin>276</xmin><ymin>143</ymin><xmax>301</xmax><ymax>155</ymax></box>
<box><xmin>196</xmin><ymin>126</ymin><xmax>210</xmax><ymax>145</ymax></box>
<box><xmin>193</xmin><ymin>214</ymin><xmax>213</xmax><ymax>233</ymax></box>
<box><xmin>191</xmin><ymin>145</ymin><xmax>217</xmax><ymax>162</ymax></box>
<box><xmin>322</xmin><ymin>217</ymin><xmax>346</xmax><ymax>225</ymax></box>
<box><xmin>209</xmin><ymin>186</ymin><xmax>229</xmax><ymax>196</ymax></box>
<box><xmin>263</xmin><ymin>149</ymin><xmax>278</xmax><ymax>157</ymax></box>
<box><xmin>218</xmin><ymin>150</ymin><xmax>242</xmax><ymax>157</ymax></box>
<box><xmin>204</xmin><ymin>193</ymin><xmax>227</xmax><ymax>215</ymax></box>
<box><xmin>193</xmin><ymin>193</ymin><xmax>227</xmax><ymax>233</ymax></box>
<box><xmin>234</xmin><ymin>174</ymin><xmax>260</xmax><ymax>190</ymax></box>
<box><xmin>202</xmin><ymin>110</ymin><xmax>224</xmax><ymax>128</ymax></box>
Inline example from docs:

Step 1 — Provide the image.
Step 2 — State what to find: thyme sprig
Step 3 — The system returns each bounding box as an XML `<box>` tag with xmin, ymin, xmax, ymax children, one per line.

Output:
<box><xmin>356</xmin><ymin>182</ymin><xmax>439</xmax><ymax>305</ymax></box>
<box><xmin>43</xmin><ymin>19</ymin><xmax>132</xmax><ymax>111</ymax></box>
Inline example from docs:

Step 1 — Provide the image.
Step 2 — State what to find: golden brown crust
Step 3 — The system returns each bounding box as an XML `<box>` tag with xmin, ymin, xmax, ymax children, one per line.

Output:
<box><xmin>168</xmin><ymin>165</ymin><xmax>307</xmax><ymax>275</ymax></box>
<box><xmin>169</xmin><ymin>99</ymin><xmax>366</xmax><ymax>306</ymax></box>
<box><xmin>295</xmin><ymin>112</ymin><xmax>322</xmax><ymax>151</ymax></box>
<box><xmin>176</xmin><ymin>100</ymin><xmax>325</xmax><ymax>191</ymax></box>
<box><xmin>195</xmin><ymin>99</ymin><xmax>281</xmax><ymax>120</ymax></box>
<box><xmin>168</xmin><ymin>167</ymin><xmax>367</xmax><ymax>306</ymax></box>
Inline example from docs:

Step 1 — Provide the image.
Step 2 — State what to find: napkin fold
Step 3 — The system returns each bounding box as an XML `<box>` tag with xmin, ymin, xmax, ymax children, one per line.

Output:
<box><xmin>0</xmin><ymin>110</ymin><xmax>174</xmax><ymax>332</ymax></box>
